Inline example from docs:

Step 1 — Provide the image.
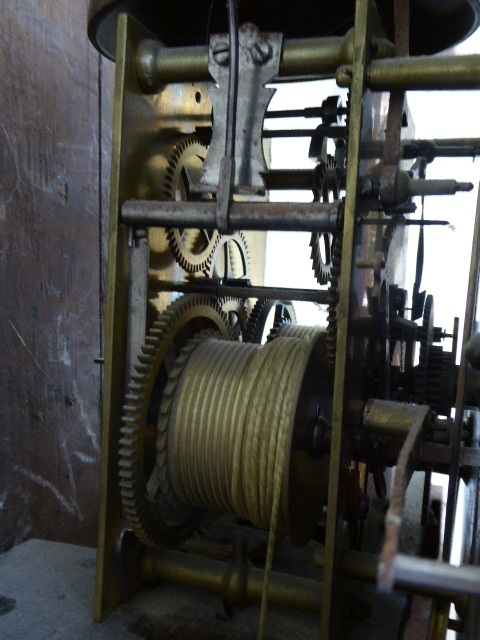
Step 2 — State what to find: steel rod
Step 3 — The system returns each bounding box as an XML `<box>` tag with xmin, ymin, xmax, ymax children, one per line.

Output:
<box><xmin>338</xmin><ymin>54</ymin><xmax>480</xmax><ymax>91</ymax></box>
<box><xmin>262</xmin><ymin>126</ymin><xmax>346</xmax><ymax>139</ymax></box>
<box><xmin>265</xmin><ymin>106</ymin><xmax>348</xmax><ymax>119</ymax></box>
<box><xmin>122</xmin><ymin>200</ymin><xmax>341</xmax><ymax>232</ymax></box>
<box><xmin>361</xmin><ymin>138</ymin><xmax>480</xmax><ymax>160</ymax></box>
<box><xmin>315</xmin><ymin>549</ymin><xmax>480</xmax><ymax>600</ymax></box>
<box><xmin>394</xmin><ymin>554</ymin><xmax>480</xmax><ymax>596</ymax></box>
<box><xmin>150</xmin><ymin>279</ymin><xmax>330</xmax><ymax>304</ymax></box>
<box><xmin>358</xmin><ymin>219</ymin><xmax>449</xmax><ymax>226</ymax></box>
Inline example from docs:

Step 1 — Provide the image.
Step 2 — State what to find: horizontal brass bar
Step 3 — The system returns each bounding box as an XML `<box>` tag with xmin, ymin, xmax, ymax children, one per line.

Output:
<box><xmin>136</xmin><ymin>32</ymin><xmax>395</xmax><ymax>90</ymax></box>
<box><xmin>140</xmin><ymin>548</ymin><xmax>322</xmax><ymax>613</ymax></box>
<box><xmin>121</xmin><ymin>200</ymin><xmax>341</xmax><ymax>232</ymax></box>
<box><xmin>337</xmin><ymin>54</ymin><xmax>480</xmax><ymax>91</ymax></box>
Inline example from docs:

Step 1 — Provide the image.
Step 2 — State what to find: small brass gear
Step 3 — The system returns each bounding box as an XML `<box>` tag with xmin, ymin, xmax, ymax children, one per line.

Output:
<box><xmin>244</xmin><ymin>299</ymin><xmax>296</xmax><ymax>344</ymax></box>
<box><xmin>204</xmin><ymin>232</ymin><xmax>251</xmax><ymax>341</ymax></box>
<box><xmin>119</xmin><ymin>295</ymin><xmax>232</xmax><ymax>548</ymax></box>
<box><xmin>163</xmin><ymin>136</ymin><xmax>220</xmax><ymax>273</ymax></box>
<box><xmin>310</xmin><ymin>156</ymin><xmax>342</xmax><ymax>286</ymax></box>
<box><xmin>220</xmin><ymin>298</ymin><xmax>249</xmax><ymax>341</ymax></box>
<box><xmin>205</xmin><ymin>231</ymin><xmax>251</xmax><ymax>280</ymax></box>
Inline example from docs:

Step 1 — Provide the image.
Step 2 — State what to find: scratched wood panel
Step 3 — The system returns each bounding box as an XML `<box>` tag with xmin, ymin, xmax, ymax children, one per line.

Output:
<box><xmin>0</xmin><ymin>1</ymin><xmax>113</xmax><ymax>551</ymax></box>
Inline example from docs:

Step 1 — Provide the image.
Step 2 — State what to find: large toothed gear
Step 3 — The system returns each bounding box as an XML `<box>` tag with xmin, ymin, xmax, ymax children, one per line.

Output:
<box><xmin>119</xmin><ymin>295</ymin><xmax>232</xmax><ymax>548</ymax></box>
<box><xmin>310</xmin><ymin>156</ymin><xmax>342</xmax><ymax>286</ymax></box>
<box><xmin>244</xmin><ymin>299</ymin><xmax>296</xmax><ymax>344</ymax></box>
<box><xmin>163</xmin><ymin>136</ymin><xmax>220</xmax><ymax>273</ymax></box>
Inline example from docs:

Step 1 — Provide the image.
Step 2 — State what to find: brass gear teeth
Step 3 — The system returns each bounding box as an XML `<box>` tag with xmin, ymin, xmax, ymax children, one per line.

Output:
<box><xmin>163</xmin><ymin>135</ymin><xmax>220</xmax><ymax>273</ymax></box>
<box><xmin>119</xmin><ymin>294</ymin><xmax>232</xmax><ymax>548</ymax></box>
<box><xmin>205</xmin><ymin>230</ymin><xmax>251</xmax><ymax>280</ymax></box>
<box><xmin>326</xmin><ymin>236</ymin><xmax>342</xmax><ymax>367</ymax></box>
<box><xmin>310</xmin><ymin>156</ymin><xmax>341</xmax><ymax>286</ymax></box>
<box><xmin>220</xmin><ymin>298</ymin><xmax>249</xmax><ymax>341</ymax></box>
<box><xmin>162</xmin><ymin>135</ymin><xmax>206</xmax><ymax>200</ymax></box>
<box><xmin>228</xmin><ymin>231</ymin><xmax>250</xmax><ymax>279</ymax></box>
<box><xmin>244</xmin><ymin>299</ymin><xmax>297</xmax><ymax>344</ymax></box>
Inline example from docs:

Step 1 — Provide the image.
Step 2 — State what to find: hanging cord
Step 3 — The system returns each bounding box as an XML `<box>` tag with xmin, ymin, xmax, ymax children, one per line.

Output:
<box><xmin>166</xmin><ymin>335</ymin><xmax>313</xmax><ymax>638</ymax></box>
<box><xmin>216</xmin><ymin>0</ymin><xmax>239</xmax><ymax>233</ymax></box>
<box><xmin>225</xmin><ymin>0</ymin><xmax>239</xmax><ymax>161</ymax></box>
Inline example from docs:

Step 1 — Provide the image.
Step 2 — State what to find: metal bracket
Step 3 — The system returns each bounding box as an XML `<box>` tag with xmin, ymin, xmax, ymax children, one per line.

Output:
<box><xmin>198</xmin><ymin>24</ymin><xmax>283</xmax><ymax>196</ymax></box>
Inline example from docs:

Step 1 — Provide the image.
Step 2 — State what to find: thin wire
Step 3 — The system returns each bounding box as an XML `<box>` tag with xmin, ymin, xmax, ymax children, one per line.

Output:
<box><xmin>225</xmin><ymin>0</ymin><xmax>239</xmax><ymax>160</ymax></box>
<box><xmin>205</xmin><ymin>0</ymin><xmax>217</xmax><ymax>44</ymax></box>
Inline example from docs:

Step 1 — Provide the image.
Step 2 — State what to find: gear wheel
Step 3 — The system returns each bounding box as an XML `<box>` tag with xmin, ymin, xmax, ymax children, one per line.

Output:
<box><xmin>310</xmin><ymin>156</ymin><xmax>342</xmax><ymax>286</ymax></box>
<box><xmin>163</xmin><ymin>136</ymin><xmax>220</xmax><ymax>273</ymax></box>
<box><xmin>205</xmin><ymin>231</ymin><xmax>250</xmax><ymax>280</ymax></box>
<box><xmin>244</xmin><ymin>299</ymin><xmax>296</xmax><ymax>344</ymax></box>
<box><xmin>119</xmin><ymin>295</ymin><xmax>232</xmax><ymax>548</ymax></box>
<box><xmin>220</xmin><ymin>298</ymin><xmax>249</xmax><ymax>341</ymax></box>
<box><xmin>414</xmin><ymin>296</ymin><xmax>457</xmax><ymax>414</ymax></box>
<box><xmin>326</xmin><ymin>236</ymin><xmax>342</xmax><ymax>367</ymax></box>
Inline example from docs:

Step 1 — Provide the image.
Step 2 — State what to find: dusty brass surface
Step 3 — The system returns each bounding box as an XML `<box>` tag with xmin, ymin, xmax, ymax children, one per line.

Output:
<box><xmin>337</xmin><ymin>54</ymin><xmax>480</xmax><ymax>91</ymax></box>
<box><xmin>139</xmin><ymin>548</ymin><xmax>322</xmax><ymax>613</ymax></box>
<box><xmin>93</xmin><ymin>14</ymin><xmax>212</xmax><ymax>622</ymax></box>
<box><xmin>93</xmin><ymin>15</ymin><xmax>131</xmax><ymax>623</ymax></box>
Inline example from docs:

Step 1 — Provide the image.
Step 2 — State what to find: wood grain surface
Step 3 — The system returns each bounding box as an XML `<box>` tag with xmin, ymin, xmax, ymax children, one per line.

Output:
<box><xmin>0</xmin><ymin>0</ymin><xmax>113</xmax><ymax>551</ymax></box>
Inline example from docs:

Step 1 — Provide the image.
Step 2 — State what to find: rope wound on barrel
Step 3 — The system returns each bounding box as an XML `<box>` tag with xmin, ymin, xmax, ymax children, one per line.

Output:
<box><xmin>161</xmin><ymin>334</ymin><xmax>315</xmax><ymax>638</ymax></box>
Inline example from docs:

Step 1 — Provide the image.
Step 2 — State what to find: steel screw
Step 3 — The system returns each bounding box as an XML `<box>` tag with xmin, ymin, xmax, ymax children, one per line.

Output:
<box><xmin>212</xmin><ymin>44</ymin><xmax>230</xmax><ymax>66</ymax></box>
<box><xmin>251</xmin><ymin>41</ymin><xmax>272</xmax><ymax>65</ymax></box>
